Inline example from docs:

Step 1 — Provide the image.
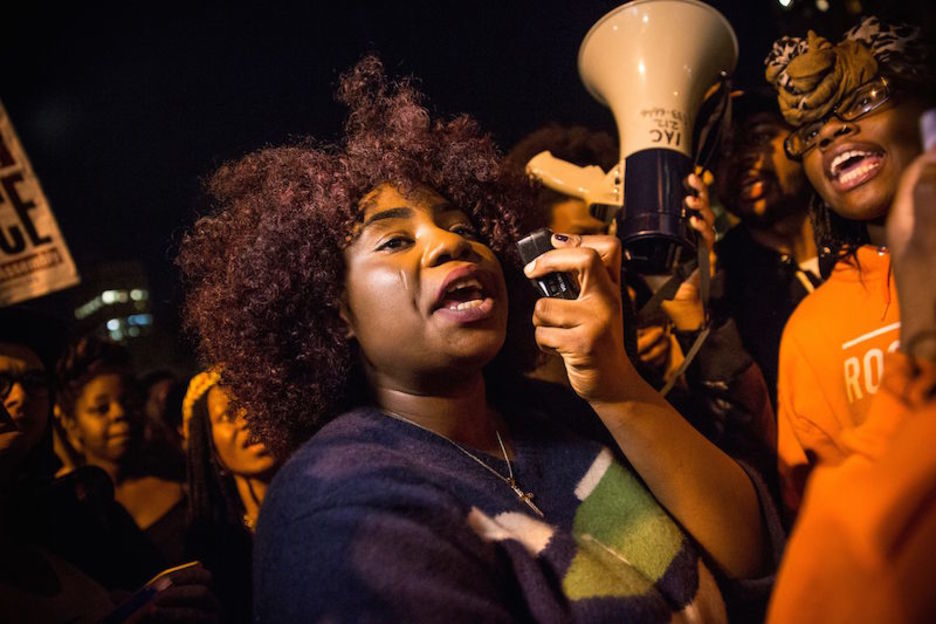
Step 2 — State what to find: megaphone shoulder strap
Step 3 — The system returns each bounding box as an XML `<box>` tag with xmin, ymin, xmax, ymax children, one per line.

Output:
<box><xmin>636</xmin><ymin>242</ymin><xmax>713</xmax><ymax>397</ymax></box>
<box><xmin>694</xmin><ymin>72</ymin><xmax>733</xmax><ymax>175</ymax></box>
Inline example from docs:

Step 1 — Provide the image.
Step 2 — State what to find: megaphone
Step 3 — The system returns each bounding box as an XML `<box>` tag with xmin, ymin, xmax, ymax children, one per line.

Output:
<box><xmin>527</xmin><ymin>0</ymin><xmax>738</xmax><ymax>274</ymax></box>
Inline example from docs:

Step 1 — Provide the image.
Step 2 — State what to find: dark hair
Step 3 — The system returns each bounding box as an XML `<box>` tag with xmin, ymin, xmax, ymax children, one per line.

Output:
<box><xmin>186</xmin><ymin>390</ymin><xmax>244</xmax><ymax>529</ymax></box>
<box><xmin>55</xmin><ymin>336</ymin><xmax>134</xmax><ymax>419</ymax></box>
<box><xmin>185</xmin><ymin>390</ymin><xmax>254</xmax><ymax>622</ymax></box>
<box><xmin>178</xmin><ymin>56</ymin><xmax>539</xmax><ymax>457</ymax></box>
<box><xmin>506</xmin><ymin>124</ymin><xmax>618</xmax><ymax>216</ymax></box>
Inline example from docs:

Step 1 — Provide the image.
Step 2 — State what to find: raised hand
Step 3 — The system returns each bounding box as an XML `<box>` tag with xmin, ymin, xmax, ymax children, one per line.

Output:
<box><xmin>661</xmin><ymin>168</ymin><xmax>716</xmax><ymax>331</ymax></box>
<box><xmin>887</xmin><ymin>145</ymin><xmax>936</xmax><ymax>362</ymax></box>
<box><xmin>524</xmin><ymin>233</ymin><xmax>636</xmax><ymax>403</ymax></box>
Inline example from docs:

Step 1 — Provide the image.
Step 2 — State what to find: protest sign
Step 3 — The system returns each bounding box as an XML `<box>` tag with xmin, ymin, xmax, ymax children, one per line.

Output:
<box><xmin>0</xmin><ymin>99</ymin><xmax>79</xmax><ymax>306</ymax></box>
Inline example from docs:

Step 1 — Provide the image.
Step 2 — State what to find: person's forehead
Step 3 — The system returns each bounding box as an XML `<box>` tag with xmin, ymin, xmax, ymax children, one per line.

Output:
<box><xmin>80</xmin><ymin>373</ymin><xmax>126</xmax><ymax>396</ymax></box>
<box><xmin>359</xmin><ymin>183</ymin><xmax>450</xmax><ymax>217</ymax></box>
<box><xmin>0</xmin><ymin>343</ymin><xmax>43</xmax><ymax>373</ymax></box>
<box><xmin>207</xmin><ymin>384</ymin><xmax>231</xmax><ymax>411</ymax></box>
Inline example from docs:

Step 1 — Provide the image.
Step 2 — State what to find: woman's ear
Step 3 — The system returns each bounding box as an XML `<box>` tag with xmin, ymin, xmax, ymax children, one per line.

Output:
<box><xmin>338</xmin><ymin>291</ymin><xmax>356</xmax><ymax>340</ymax></box>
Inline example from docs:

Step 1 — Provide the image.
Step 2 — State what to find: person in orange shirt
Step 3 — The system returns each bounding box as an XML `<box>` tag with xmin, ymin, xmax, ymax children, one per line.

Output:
<box><xmin>764</xmin><ymin>16</ymin><xmax>935</xmax><ymax>517</ymax></box>
<box><xmin>767</xmin><ymin>127</ymin><xmax>936</xmax><ymax>623</ymax></box>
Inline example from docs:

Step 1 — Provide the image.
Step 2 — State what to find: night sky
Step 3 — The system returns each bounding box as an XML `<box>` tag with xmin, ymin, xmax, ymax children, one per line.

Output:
<box><xmin>3</xmin><ymin>0</ymin><xmax>931</xmax><ymax>369</ymax></box>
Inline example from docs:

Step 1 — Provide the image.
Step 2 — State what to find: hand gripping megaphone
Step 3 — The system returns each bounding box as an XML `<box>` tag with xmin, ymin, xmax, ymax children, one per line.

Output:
<box><xmin>527</xmin><ymin>0</ymin><xmax>738</xmax><ymax>274</ymax></box>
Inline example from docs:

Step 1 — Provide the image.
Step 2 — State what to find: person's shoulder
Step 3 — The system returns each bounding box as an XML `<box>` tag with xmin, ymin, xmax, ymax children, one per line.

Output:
<box><xmin>275</xmin><ymin>406</ymin><xmax>408</xmax><ymax>478</ymax></box>
<box><xmin>780</xmin><ymin>275</ymin><xmax>846</xmax><ymax>342</ymax></box>
<box><xmin>262</xmin><ymin>407</ymin><xmax>451</xmax><ymax>522</ymax></box>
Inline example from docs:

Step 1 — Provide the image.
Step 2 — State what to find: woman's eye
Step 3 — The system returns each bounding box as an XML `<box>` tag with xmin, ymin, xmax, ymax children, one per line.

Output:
<box><xmin>376</xmin><ymin>236</ymin><xmax>412</xmax><ymax>251</ymax></box>
<box><xmin>451</xmin><ymin>224</ymin><xmax>479</xmax><ymax>239</ymax></box>
<box><xmin>92</xmin><ymin>404</ymin><xmax>110</xmax><ymax>416</ymax></box>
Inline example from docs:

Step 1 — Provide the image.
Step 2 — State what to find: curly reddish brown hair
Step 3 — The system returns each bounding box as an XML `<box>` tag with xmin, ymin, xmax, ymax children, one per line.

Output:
<box><xmin>178</xmin><ymin>56</ymin><xmax>540</xmax><ymax>457</ymax></box>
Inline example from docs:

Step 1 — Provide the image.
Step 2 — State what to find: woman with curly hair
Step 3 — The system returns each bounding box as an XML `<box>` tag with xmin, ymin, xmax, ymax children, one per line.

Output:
<box><xmin>765</xmin><ymin>16</ymin><xmax>935</xmax><ymax>517</ymax></box>
<box><xmin>179</xmin><ymin>56</ymin><xmax>779</xmax><ymax>622</ymax></box>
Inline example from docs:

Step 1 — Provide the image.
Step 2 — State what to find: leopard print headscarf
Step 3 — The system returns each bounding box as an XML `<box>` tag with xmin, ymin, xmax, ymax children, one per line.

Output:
<box><xmin>765</xmin><ymin>16</ymin><xmax>932</xmax><ymax>126</ymax></box>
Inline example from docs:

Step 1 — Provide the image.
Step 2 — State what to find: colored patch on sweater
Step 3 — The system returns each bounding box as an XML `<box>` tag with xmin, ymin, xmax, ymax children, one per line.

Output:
<box><xmin>563</xmin><ymin>448</ymin><xmax>685</xmax><ymax>600</ymax></box>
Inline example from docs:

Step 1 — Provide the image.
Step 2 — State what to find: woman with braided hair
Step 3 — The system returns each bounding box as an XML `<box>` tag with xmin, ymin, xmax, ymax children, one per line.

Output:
<box><xmin>179</xmin><ymin>56</ymin><xmax>781</xmax><ymax>622</ymax></box>
<box><xmin>183</xmin><ymin>371</ymin><xmax>278</xmax><ymax>622</ymax></box>
<box><xmin>765</xmin><ymin>16</ymin><xmax>935</xmax><ymax>518</ymax></box>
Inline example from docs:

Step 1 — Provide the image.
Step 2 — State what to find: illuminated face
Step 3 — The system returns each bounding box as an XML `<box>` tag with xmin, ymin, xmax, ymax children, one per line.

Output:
<box><xmin>549</xmin><ymin>197</ymin><xmax>609</xmax><ymax>236</ymax></box>
<box><xmin>67</xmin><ymin>373</ymin><xmax>136</xmax><ymax>463</ymax></box>
<box><xmin>207</xmin><ymin>385</ymin><xmax>276</xmax><ymax>478</ymax></box>
<box><xmin>802</xmin><ymin>97</ymin><xmax>925</xmax><ymax>223</ymax></box>
<box><xmin>717</xmin><ymin>112</ymin><xmax>808</xmax><ymax>224</ymax></box>
<box><xmin>342</xmin><ymin>184</ymin><xmax>508</xmax><ymax>390</ymax></box>
<box><xmin>0</xmin><ymin>343</ymin><xmax>50</xmax><ymax>464</ymax></box>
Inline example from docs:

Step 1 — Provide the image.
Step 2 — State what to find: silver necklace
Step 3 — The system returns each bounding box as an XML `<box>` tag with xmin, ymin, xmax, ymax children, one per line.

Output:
<box><xmin>382</xmin><ymin>410</ymin><xmax>544</xmax><ymax>518</ymax></box>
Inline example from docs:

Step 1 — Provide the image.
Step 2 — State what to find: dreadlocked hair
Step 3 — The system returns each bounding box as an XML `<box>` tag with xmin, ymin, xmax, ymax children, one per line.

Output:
<box><xmin>184</xmin><ymin>389</ymin><xmax>254</xmax><ymax>621</ymax></box>
<box><xmin>185</xmin><ymin>390</ymin><xmax>244</xmax><ymax>531</ymax></box>
<box><xmin>178</xmin><ymin>56</ymin><xmax>540</xmax><ymax>458</ymax></box>
<box><xmin>809</xmin><ymin>191</ymin><xmax>871</xmax><ymax>275</ymax></box>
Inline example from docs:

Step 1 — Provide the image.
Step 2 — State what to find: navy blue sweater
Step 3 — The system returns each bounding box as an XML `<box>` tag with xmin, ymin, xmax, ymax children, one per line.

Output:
<box><xmin>255</xmin><ymin>400</ymin><xmax>781</xmax><ymax>623</ymax></box>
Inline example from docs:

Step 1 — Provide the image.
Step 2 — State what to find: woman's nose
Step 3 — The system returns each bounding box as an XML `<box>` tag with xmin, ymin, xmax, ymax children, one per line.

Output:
<box><xmin>110</xmin><ymin>402</ymin><xmax>127</xmax><ymax>422</ymax></box>
<box><xmin>422</xmin><ymin>228</ymin><xmax>474</xmax><ymax>267</ymax></box>
<box><xmin>817</xmin><ymin>119</ymin><xmax>856</xmax><ymax>151</ymax></box>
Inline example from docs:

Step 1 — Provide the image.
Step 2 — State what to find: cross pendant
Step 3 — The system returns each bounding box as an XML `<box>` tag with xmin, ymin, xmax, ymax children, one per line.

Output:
<box><xmin>508</xmin><ymin>479</ymin><xmax>545</xmax><ymax>518</ymax></box>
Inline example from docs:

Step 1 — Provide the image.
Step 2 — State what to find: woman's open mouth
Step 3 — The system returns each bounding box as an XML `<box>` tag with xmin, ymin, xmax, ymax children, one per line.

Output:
<box><xmin>824</xmin><ymin>144</ymin><xmax>885</xmax><ymax>192</ymax></box>
<box><xmin>432</xmin><ymin>267</ymin><xmax>497</xmax><ymax>323</ymax></box>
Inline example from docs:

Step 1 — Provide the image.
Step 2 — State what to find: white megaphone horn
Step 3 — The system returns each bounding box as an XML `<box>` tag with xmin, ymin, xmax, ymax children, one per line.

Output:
<box><xmin>527</xmin><ymin>0</ymin><xmax>738</xmax><ymax>274</ymax></box>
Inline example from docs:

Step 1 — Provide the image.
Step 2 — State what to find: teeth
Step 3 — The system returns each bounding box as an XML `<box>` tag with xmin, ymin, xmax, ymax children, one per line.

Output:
<box><xmin>838</xmin><ymin>161</ymin><xmax>879</xmax><ymax>185</ymax></box>
<box><xmin>831</xmin><ymin>150</ymin><xmax>872</xmax><ymax>175</ymax></box>
<box><xmin>445</xmin><ymin>277</ymin><xmax>482</xmax><ymax>294</ymax></box>
<box><xmin>447</xmin><ymin>299</ymin><xmax>484</xmax><ymax>311</ymax></box>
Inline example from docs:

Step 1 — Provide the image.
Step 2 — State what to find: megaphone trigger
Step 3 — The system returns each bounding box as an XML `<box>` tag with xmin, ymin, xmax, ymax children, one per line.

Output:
<box><xmin>589</xmin><ymin>203</ymin><xmax>619</xmax><ymax>225</ymax></box>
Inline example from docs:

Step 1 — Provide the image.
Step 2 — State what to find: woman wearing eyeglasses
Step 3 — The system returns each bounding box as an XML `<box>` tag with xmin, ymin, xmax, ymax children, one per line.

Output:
<box><xmin>764</xmin><ymin>16</ymin><xmax>935</xmax><ymax>518</ymax></box>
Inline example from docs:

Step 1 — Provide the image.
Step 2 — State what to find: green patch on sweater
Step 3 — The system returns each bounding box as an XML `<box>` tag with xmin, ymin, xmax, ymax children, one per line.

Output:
<box><xmin>563</xmin><ymin>458</ymin><xmax>684</xmax><ymax>599</ymax></box>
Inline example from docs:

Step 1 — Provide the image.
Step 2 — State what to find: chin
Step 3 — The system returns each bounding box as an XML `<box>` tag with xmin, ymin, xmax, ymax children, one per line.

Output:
<box><xmin>449</xmin><ymin>327</ymin><xmax>506</xmax><ymax>365</ymax></box>
<box><xmin>826</xmin><ymin>183</ymin><xmax>892</xmax><ymax>223</ymax></box>
<box><xmin>238</xmin><ymin>460</ymin><xmax>277</xmax><ymax>478</ymax></box>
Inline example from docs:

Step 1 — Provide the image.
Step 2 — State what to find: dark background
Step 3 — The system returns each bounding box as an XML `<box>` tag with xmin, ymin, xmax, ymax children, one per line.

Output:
<box><xmin>3</xmin><ymin>0</ymin><xmax>933</xmax><ymax>371</ymax></box>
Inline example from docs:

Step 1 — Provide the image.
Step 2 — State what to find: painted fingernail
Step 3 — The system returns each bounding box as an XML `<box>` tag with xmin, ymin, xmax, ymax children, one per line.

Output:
<box><xmin>524</xmin><ymin>260</ymin><xmax>536</xmax><ymax>275</ymax></box>
<box><xmin>554</xmin><ymin>233</ymin><xmax>569</xmax><ymax>242</ymax></box>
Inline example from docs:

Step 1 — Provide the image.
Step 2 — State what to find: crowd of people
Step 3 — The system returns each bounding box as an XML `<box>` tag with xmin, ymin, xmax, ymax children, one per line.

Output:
<box><xmin>1</xmin><ymin>13</ymin><xmax>935</xmax><ymax>623</ymax></box>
